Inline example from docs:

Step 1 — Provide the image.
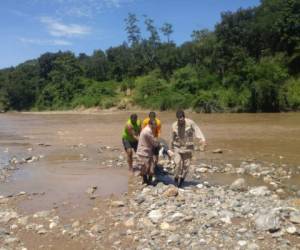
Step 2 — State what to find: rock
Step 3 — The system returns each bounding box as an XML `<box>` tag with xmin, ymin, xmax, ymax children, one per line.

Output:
<box><xmin>249</xmin><ymin>186</ymin><xmax>271</xmax><ymax>196</ymax></box>
<box><xmin>0</xmin><ymin>211</ymin><xmax>18</xmax><ymax>223</ymax></box>
<box><xmin>297</xmin><ymin>190</ymin><xmax>300</xmax><ymax>198</ymax></box>
<box><xmin>148</xmin><ymin>210</ymin><xmax>162</xmax><ymax>224</ymax></box>
<box><xmin>242</xmin><ymin>163</ymin><xmax>260</xmax><ymax>174</ymax></box>
<box><xmin>140</xmin><ymin>218</ymin><xmax>154</xmax><ymax>228</ymax></box>
<box><xmin>90</xmin><ymin>224</ymin><xmax>105</xmax><ymax>233</ymax></box>
<box><xmin>4</xmin><ymin>237</ymin><xmax>20</xmax><ymax>244</ymax></box>
<box><xmin>160</xmin><ymin>222</ymin><xmax>170</xmax><ymax>230</ymax></box>
<box><xmin>237</xmin><ymin>228</ymin><xmax>248</xmax><ymax>233</ymax></box>
<box><xmin>238</xmin><ymin>240</ymin><xmax>247</xmax><ymax>247</ymax></box>
<box><xmin>26</xmin><ymin>156</ymin><xmax>38</xmax><ymax>163</ymax></box>
<box><xmin>269</xmin><ymin>182</ymin><xmax>278</xmax><ymax>189</ymax></box>
<box><xmin>220</xmin><ymin>216</ymin><xmax>231</xmax><ymax>224</ymax></box>
<box><xmin>196</xmin><ymin>184</ymin><xmax>204</xmax><ymax>189</ymax></box>
<box><xmin>33</xmin><ymin>210</ymin><xmax>51</xmax><ymax>218</ymax></box>
<box><xmin>163</xmin><ymin>186</ymin><xmax>178</xmax><ymax>197</ymax></box>
<box><xmin>171</xmin><ymin>212</ymin><xmax>184</xmax><ymax>222</ymax></box>
<box><xmin>236</xmin><ymin>168</ymin><xmax>246</xmax><ymax>174</ymax></box>
<box><xmin>247</xmin><ymin>243</ymin><xmax>260</xmax><ymax>250</ymax></box>
<box><xmin>286</xmin><ymin>225</ymin><xmax>297</xmax><ymax>234</ymax></box>
<box><xmin>230</xmin><ymin>178</ymin><xmax>247</xmax><ymax>191</ymax></box>
<box><xmin>0</xmin><ymin>227</ymin><xmax>9</xmax><ymax>236</ymax></box>
<box><xmin>124</xmin><ymin>217</ymin><xmax>135</xmax><ymax>227</ymax></box>
<box><xmin>10</xmin><ymin>224</ymin><xmax>18</xmax><ymax>230</ymax></box>
<box><xmin>49</xmin><ymin>222</ymin><xmax>57</xmax><ymax>229</ymax></box>
<box><xmin>289</xmin><ymin>211</ymin><xmax>300</xmax><ymax>224</ymax></box>
<box><xmin>18</xmin><ymin>216</ymin><xmax>28</xmax><ymax>225</ymax></box>
<box><xmin>86</xmin><ymin>186</ymin><xmax>97</xmax><ymax>195</ymax></box>
<box><xmin>212</xmin><ymin>149</ymin><xmax>223</xmax><ymax>154</ymax></box>
<box><xmin>276</xmin><ymin>188</ymin><xmax>285</xmax><ymax>195</ymax></box>
<box><xmin>72</xmin><ymin>221</ymin><xmax>80</xmax><ymax>228</ymax></box>
<box><xmin>150</xmin><ymin>230</ymin><xmax>160</xmax><ymax>237</ymax></box>
<box><xmin>254</xmin><ymin>209</ymin><xmax>281</xmax><ymax>232</ymax></box>
<box><xmin>37</xmin><ymin>229</ymin><xmax>47</xmax><ymax>234</ymax></box>
<box><xmin>0</xmin><ymin>198</ymin><xmax>9</xmax><ymax>204</ymax></box>
<box><xmin>111</xmin><ymin>201</ymin><xmax>125</xmax><ymax>207</ymax></box>
<box><xmin>167</xmin><ymin>234</ymin><xmax>180</xmax><ymax>244</ymax></box>
<box><xmin>184</xmin><ymin>216</ymin><xmax>194</xmax><ymax>222</ymax></box>
<box><xmin>196</xmin><ymin>167</ymin><xmax>208</xmax><ymax>173</ymax></box>
<box><xmin>135</xmin><ymin>195</ymin><xmax>145</xmax><ymax>204</ymax></box>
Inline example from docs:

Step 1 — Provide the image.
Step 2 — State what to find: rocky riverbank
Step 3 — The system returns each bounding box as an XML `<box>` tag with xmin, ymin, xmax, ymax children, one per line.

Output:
<box><xmin>1</xmin><ymin>112</ymin><xmax>300</xmax><ymax>249</ymax></box>
<box><xmin>1</xmin><ymin>153</ymin><xmax>300</xmax><ymax>249</ymax></box>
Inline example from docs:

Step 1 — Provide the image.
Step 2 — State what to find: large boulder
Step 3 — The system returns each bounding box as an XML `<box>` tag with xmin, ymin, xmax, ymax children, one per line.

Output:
<box><xmin>254</xmin><ymin>209</ymin><xmax>281</xmax><ymax>232</ymax></box>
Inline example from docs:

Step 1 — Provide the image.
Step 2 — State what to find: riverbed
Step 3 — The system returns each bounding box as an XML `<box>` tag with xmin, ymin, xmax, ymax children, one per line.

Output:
<box><xmin>1</xmin><ymin>111</ymin><xmax>300</xmax><ymax>214</ymax></box>
<box><xmin>1</xmin><ymin>111</ymin><xmax>300</xmax><ymax>249</ymax></box>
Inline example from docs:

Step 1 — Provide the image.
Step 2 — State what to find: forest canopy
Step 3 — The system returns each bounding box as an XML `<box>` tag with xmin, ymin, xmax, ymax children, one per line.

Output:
<box><xmin>0</xmin><ymin>0</ymin><xmax>299</xmax><ymax>112</ymax></box>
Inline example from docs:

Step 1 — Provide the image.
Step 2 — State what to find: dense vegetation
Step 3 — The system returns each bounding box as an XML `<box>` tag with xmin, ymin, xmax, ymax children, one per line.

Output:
<box><xmin>0</xmin><ymin>0</ymin><xmax>299</xmax><ymax>112</ymax></box>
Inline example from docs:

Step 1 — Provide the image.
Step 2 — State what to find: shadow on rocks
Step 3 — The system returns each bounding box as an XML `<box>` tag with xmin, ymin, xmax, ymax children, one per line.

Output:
<box><xmin>154</xmin><ymin>164</ymin><xmax>201</xmax><ymax>188</ymax></box>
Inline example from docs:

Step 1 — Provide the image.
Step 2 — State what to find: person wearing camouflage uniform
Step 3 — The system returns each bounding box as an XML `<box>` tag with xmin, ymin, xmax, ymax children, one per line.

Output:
<box><xmin>171</xmin><ymin>110</ymin><xmax>207</xmax><ymax>187</ymax></box>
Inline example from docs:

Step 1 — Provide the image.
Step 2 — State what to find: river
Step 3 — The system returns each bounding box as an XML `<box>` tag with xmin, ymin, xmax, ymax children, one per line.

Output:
<box><xmin>0</xmin><ymin>111</ymin><xmax>300</xmax><ymax>216</ymax></box>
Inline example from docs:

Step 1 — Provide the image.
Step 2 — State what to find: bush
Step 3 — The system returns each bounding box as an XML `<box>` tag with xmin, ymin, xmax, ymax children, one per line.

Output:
<box><xmin>193</xmin><ymin>90</ymin><xmax>221</xmax><ymax>113</ymax></box>
<box><xmin>283</xmin><ymin>78</ymin><xmax>300</xmax><ymax>110</ymax></box>
<box><xmin>71</xmin><ymin>78</ymin><xmax>118</xmax><ymax>108</ymax></box>
<box><xmin>172</xmin><ymin>65</ymin><xmax>199</xmax><ymax>93</ymax></box>
<box><xmin>134</xmin><ymin>71</ymin><xmax>168</xmax><ymax>106</ymax></box>
<box><xmin>247</xmin><ymin>55</ymin><xmax>289</xmax><ymax>112</ymax></box>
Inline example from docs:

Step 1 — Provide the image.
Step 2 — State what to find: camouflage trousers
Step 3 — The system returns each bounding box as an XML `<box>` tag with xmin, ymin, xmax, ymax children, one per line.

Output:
<box><xmin>173</xmin><ymin>148</ymin><xmax>193</xmax><ymax>180</ymax></box>
<box><xmin>137</xmin><ymin>155</ymin><xmax>155</xmax><ymax>177</ymax></box>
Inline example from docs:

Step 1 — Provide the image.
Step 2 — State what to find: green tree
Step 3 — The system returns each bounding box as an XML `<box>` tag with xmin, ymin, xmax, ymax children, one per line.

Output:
<box><xmin>160</xmin><ymin>22</ymin><xmax>173</xmax><ymax>43</ymax></box>
<box><xmin>247</xmin><ymin>56</ymin><xmax>289</xmax><ymax>112</ymax></box>
<box><xmin>144</xmin><ymin>16</ymin><xmax>160</xmax><ymax>45</ymax></box>
<box><xmin>125</xmin><ymin>13</ymin><xmax>141</xmax><ymax>46</ymax></box>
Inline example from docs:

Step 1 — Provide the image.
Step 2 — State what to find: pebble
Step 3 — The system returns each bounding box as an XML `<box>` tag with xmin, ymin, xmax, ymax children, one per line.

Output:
<box><xmin>286</xmin><ymin>226</ymin><xmax>297</xmax><ymax>234</ymax></box>
<box><xmin>111</xmin><ymin>200</ymin><xmax>125</xmax><ymax>207</ymax></box>
<box><xmin>148</xmin><ymin>210</ymin><xmax>162</xmax><ymax>224</ymax></box>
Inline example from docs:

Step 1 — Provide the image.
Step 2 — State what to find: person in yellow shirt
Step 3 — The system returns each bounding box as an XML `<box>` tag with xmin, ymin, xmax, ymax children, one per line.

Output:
<box><xmin>142</xmin><ymin>111</ymin><xmax>161</xmax><ymax>167</ymax></box>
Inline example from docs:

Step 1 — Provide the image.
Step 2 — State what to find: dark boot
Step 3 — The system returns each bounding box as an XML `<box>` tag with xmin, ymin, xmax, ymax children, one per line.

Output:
<box><xmin>148</xmin><ymin>175</ymin><xmax>153</xmax><ymax>184</ymax></box>
<box><xmin>174</xmin><ymin>177</ymin><xmax>179</xmax><ymax>187</ymax></box>
<box><xmin>178</xmin><ymin>177</ymin><xmax>184</xmax><ymax>188</ymax></box>
<box><xmin>142</xmin><ymin>175</ymin><xmax>148</xmax><ymax>184</ymax></box>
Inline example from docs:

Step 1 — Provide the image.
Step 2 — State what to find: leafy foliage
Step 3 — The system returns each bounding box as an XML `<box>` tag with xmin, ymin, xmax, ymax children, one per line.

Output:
<box><xmin>0</xmin><ymin>0</ymin><xmax>299</xmax><ymax>112</ymax></box>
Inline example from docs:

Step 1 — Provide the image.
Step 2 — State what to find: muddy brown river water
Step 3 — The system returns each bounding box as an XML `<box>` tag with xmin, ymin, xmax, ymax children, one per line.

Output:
<box><xmin>1</xmin><ymin>111</ymin><xmax>300</xmax><ymax>217</ymax></box>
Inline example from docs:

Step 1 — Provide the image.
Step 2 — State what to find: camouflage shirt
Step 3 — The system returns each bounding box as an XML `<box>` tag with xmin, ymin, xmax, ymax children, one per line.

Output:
<box><xmin>171</xmin><ymin>118</ymin><xmax>205</xmax><ymax>150</ymax></box>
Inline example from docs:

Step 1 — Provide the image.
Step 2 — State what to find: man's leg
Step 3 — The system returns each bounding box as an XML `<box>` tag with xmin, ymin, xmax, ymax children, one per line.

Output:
<box><xmin>141</xmin><ymin>163</ymin><xmax>148</xmax><ymax>184</ymax></box>
<box><xmin>174</xmin><ymin>152</ymin><xmax>182</xmax><ymax>186</ymax></box>
<box><xmin>148</xmin><ymin>158</ymin><xmax>155</xmax><ymax>184</ymax></box>
<box><xmin>179</xmin><ymin>152</ymin><xmax>192</xmax><ymax>187</ymax></box>
<box><xmin>126</xmin><ymin>148</ymin><xmax>133</xmax><ymax>171</ymax></box>
<box><xmin>153</xmin><ymin>146</ymin><xmax>159</xmax><ymax>166</ymax></box>
<box><xmin>123</xmin><ymin>139</ymin><xmax>134</xmax><ymax>171</ymax></box>
<box><xmin>139</xmin><ymin>156</ymin><xmax>149</xmax><ymax>184</ymax></box>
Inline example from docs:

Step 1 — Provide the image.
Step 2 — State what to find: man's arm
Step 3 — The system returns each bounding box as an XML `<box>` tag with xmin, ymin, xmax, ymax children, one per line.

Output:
<box><xmin>191</xmin><ymin>120</ymin><xmax>207</xmax><ymax>149</ymax></box>
<box><xmin>191</xmin><ymin>120</ymin><xmax>205</xmax><ymax>141</ymax></box>
<box><xmin>170</xmin><ymin>122</ymin><xmax>176</xmax><ymax>149</ymax></box>
<box><xmin>157</xmin><ymin>119</ymin><xmax>162</xmax><ymax>137</ymax></box>
<box><xmin>146</xmin><ymin>132</ymin><xmax>159</xmax><ymax>148</ymax></box>
<box><xmin>127</xmin><ymin>125</ymin><xmax>139</xmax><ymax>141</ymax></box>
<box><xmin>142</xmin><ymin>118</ymin><xmax>148</xmax><ymax>130</ymax></box>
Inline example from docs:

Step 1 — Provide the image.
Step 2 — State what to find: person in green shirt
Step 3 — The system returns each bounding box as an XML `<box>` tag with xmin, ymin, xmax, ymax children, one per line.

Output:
<box><xmin>122</xmin><ymin>113</ymin><xmax>141</xmax><ymax>171</ymax></box>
